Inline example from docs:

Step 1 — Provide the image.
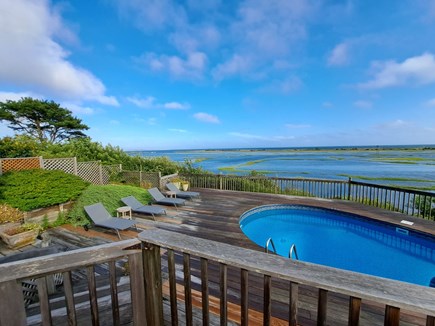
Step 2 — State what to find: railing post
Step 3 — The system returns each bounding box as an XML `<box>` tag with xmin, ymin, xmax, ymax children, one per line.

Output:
<box><xmin>73</xmin><ymin>157</ymin><xmax>78</xmax><ymax>175</ymax></box>
<box><xmin>129</xmin><ymin>251</ymin><xmax>147</xmax><ymax>326</ymax></box>
<box><xmin>99</xmin><ymin>161</ymin><xmax>103</xmax><ymax>184</ymax></box>
<box><xmin>142</xmin><ymin>242</ymin><xmax>164</xmax><ymax>326</ymax></box>
<box><xmin>219</xmin><ymin>173</ymin><xmax>223</xmax><ymax>190</ymax></box>
<box><xmin>347</xmin><ymin>177</ymin><xmax>352</xmax><ymax>201</ymax></box>
<box><xmin>0</xmin><ymin>280</ymin><xmax>27</xmax><ymax>325</ymax></box>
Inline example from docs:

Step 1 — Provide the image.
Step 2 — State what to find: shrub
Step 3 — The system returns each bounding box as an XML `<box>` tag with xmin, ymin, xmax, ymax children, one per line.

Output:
<box><xmin>67</xmin><ymin>184</ymin><xmax>152</xmax><ymax>226</ymax></box>
<box><xmin>0</xmin><ymin>169</ymin><xmax>89</xmax><ymax>211</ymax></box>
<box><xmin>0</xmin><ymin>204</ymin><xmax>24</xmax><ymax>224</ymax></box>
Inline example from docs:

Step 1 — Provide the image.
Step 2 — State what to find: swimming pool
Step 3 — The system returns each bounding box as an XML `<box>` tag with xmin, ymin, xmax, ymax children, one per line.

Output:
<box><xmin>239</xmin><ymin>205</ymin><xmax>435</xmax><ymax>286</ymax></box>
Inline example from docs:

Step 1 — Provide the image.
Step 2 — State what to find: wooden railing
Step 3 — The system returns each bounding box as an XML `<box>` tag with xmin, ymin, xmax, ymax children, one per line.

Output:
<box><xmin>182</xmin><ymin>174</ymin><xmax>435</xmax><ymax>220</ymax></box>
<box><xmin>138</xmin><ymin>229</ymin><xmax>435</xmax><ymax>326</ymax></box>
<box><xmin>1</xmin><ymin>231</ymin><xmax>435</xmax><ymax>325</ymax></box>
<box><xmin>0</xmin><ymin>239</ymin><xmax>144</xmax><ymax>326</ymax></box>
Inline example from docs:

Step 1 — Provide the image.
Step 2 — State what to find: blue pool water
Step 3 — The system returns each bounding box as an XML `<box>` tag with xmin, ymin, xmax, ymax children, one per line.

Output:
<box><xmin>239</xmin><ymin>205</ymin><xmax>435</xmax><ymax>286</ymax></box>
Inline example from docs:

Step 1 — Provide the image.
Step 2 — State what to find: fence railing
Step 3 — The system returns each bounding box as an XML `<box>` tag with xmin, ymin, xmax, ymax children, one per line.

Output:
<box><xmin>1</xmin><ymin>230</ymin><xmax>434</xmax><ymax>325</ymax></box>
<box><xmin>138</xmin><ymin>229</ymin><xmax>434</xmax><ymax>325</ymax></box>
<box><xmin>182</xmin><ymin>174</ymin><xmax>435</xmax><ymax>220</ymax></box>
<box><xmin>0</xmin><ymin>239</ymin><xmax>143</xmax><ymax>325</ymax></box>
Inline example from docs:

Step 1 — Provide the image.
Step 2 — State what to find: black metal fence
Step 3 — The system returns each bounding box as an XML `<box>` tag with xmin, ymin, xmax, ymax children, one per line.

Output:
<box><xmin>182</xmin><ymin>174</ymin><xmax>435</xmax><ymax>220</ymax></box>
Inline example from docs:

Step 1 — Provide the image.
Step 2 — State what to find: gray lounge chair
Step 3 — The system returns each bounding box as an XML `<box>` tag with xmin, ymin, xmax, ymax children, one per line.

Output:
<box><xmin>84</xmin><ymin>203</ymin><xmax>137</xmax><ymax>239</ymax></box>
<box><xmin>148</xmin><ymin>187</ymin><xmax>186</xmax><ymax>208</ymax></box>
<box><xmin>121</xmin><ymin>196</ymin><xmax>166</xmax><ymax>220</ymax></box>
<box><xmin>166</xmin><ymin>182</ymin><xmax>200</xmax><ymax>199</ymax></box>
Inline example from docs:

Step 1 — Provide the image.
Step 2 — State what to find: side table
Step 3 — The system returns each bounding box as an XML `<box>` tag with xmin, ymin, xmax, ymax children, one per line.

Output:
<box><xmin>116</xmin><ymin>206</ymin><xmax>132</xmax><ymax>219</ymax></box>
<box><xmin>164</xmin><ymin>191</ymin><xmax>177</xmax><ymax>198</ymax></box>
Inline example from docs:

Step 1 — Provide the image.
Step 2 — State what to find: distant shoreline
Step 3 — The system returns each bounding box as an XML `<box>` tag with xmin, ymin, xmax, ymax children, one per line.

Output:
<box><xmin>128</xmin><ymin>144</ymin><xmax>435</xmax><ymax>154</ymax></box>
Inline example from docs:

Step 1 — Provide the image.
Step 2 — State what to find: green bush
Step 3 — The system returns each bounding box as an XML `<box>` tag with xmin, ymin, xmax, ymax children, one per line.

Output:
<box><xmin>0</xmin><ymin>169</ymin><xmax>89</xmax><ymax>211</ymax></box>
<box><xmin>67</xmin><ymin>184</ymin><xmax>152</xmax><ymax>226</ymax></box>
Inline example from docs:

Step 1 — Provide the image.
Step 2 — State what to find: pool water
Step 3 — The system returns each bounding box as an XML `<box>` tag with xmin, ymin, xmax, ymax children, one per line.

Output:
<box><xmin>239</xmin><ymin>205</ymin><xmax>435</xmax><ymax>286</ymax></box>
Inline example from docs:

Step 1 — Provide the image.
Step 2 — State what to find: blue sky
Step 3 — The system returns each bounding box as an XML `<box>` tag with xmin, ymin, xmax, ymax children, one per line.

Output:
<box><xmin>1</xmin><ymin>0</ymin><xmax>435</xmax><ymax>150</ymax></box>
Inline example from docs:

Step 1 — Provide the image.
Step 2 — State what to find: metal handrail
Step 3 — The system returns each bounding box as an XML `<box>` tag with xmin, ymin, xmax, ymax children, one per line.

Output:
<box><xmin>265</xmin><ymin>237</ymin><xmax>277</xmax><ymax>254</ymax></box>
<box><xmin>289</xmin><ymin>244</ymin><xmax>299</xmax><ymax>260</ymax></box>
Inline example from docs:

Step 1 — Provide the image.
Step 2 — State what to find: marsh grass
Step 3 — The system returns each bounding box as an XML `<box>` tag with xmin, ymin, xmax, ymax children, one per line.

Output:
<box><xmin>372</xmin><ymin>157</ymin><xmax>434</xmax><ymax>165</ymax></box>
<box><xmin>338</xmin><ymin>174</ymin><xmax>432</xmax><ymax>183</ymax></box>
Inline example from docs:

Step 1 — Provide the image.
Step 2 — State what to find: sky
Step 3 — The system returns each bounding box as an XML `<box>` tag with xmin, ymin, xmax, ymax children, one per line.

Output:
<box><xmin>1</xmin><ymin>0</ymin><xmax>435</xmax><ymax>150</ymax></box>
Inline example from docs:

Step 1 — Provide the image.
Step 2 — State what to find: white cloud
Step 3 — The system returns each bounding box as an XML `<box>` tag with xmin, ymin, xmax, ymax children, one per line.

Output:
<box><xmin>147</xmin><ymin>118</ymin><xmax>157</xmax><ymax>125</ymax></box>
<box><xmin>322</xmin><ymin>101</ymin><xmax>334</xmax><ymax>108</ymax></box>
<box><xmin>127</xmin><ymin>96</ymin><xmax>190</xmax><ymax>110</ymax></box>
<box><xmin>358</xmin><ymin>53</ymin><xmax>435</xmax><ymax>89</ymax></box>
<box><xmin>163</xmin><ymin>102</ymin><xmax>190</xmax><ymax>110</ymax></box>
<box><xmin>114</xmin><ymin>0</ymin><xmax>187</xmax><ymax>32</ymax></box>
<box><xmin>0</xmin><ymin>91</ymin><xmax>43</xmax><ymax>102</ymax></box>
<box><xmin>212</xmin><ymin>54</ymin><xmax>253</xmax><ymax>81</ymax></box>
<box><xmin>62</xmin><ymin>102</ymin><xmax>96</xmax><ymax>115</ymax></box>
<box><xmin>0</xmin><ymin>0</ymin><xmax>118</xmax><ymax>105</ymax></box>
<box><xmin>168</xmin><ymin>128</ymin><xmax>188</xmax><ymax>133</ymax></box>
<box><xmin>229</xmin><ymin>132</ymin><xmax>271</xmax><ymax>141</ymax></box>
<box><xmin>137</xmin><ymin>51</ymin><xmax>207</xmax><ymax>79</ymax></box>
<box><xmin>120</xmin><ymin>0</ymin><xmax>317</xmax><ymax>82</ymax></box>
<box><xmin>425</xmin><ymin>98</ymin><xmax>435</xmax><ymax>107</ymax></box>
<box><xmin>193</xmin><ymin>112</ymin><xmax>220</xmax><ymax>123</ymax></box>
<box><xmin>127</xmin><ymin>96</ymin><xmax>156</xmax><ymax>108</ymax></box>
<box><xmin>229</xmin><ymin>132</ymin><xmax>295</xmax><ymax>142</ymax></box>
<box><xmin>285</xmin><ymin>124</ymin><xmax>311</xmax><ymax>129</ymax></box>
<box><xmin>259</xmin><ymin>77</ymin><xmax>303</xmax><ymax>94</ymax></box>
<box><xmin>375</xmin><ymin>119</ymin><xmax>411</xmax><ymax>129</ymax></box>
<box><xmin>353</xmin><ymin>100</ymin><xmax>372</xmax><ymax>109</ymax></box>
<box><xmin>327</xmin><ymin>43</ymin><xmax>350</xmax><ymax>66</ymax></box>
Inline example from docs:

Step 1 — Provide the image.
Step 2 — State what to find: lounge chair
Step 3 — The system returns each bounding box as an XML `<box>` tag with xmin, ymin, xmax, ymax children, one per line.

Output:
<box><xmin>84</xmin><ymin>203</ymin><xmax>137</xmax><ymax>239</ymax></box>
<box><xmin>148</xmin><ymin>187</ymin><xmax>186</xmax><ymax>208</ymax></box>
<box><xmin>121</xmin><ymin>196</ymin><xmax>166</xmax><ymax>220</ymax></box>
<box><xmin>166</xmin><ymin>182</ymin><xmax>200</xmax><ymax>199</ymax></box>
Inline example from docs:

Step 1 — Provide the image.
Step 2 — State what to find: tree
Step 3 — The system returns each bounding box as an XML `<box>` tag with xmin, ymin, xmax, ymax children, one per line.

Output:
<box><xmin>0</xmin><ymin>97</ymin><xmax>89</xmax><ymax>143</ymax></box>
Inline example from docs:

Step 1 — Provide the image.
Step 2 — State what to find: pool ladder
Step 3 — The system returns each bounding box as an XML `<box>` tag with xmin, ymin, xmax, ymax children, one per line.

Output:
<box><xmin>265</xmin><ymin>238</ymin><xmax>277</xmax><ymax>254</ymax></box>
<box><xmin>264</xmin><ymin>238</ymin><xmax>299</xmax><ymax>260</ymax></box>
<box><xmin>288</xmin><ymin>244</ymin><xmax>299</xmax><ymax>260</ymax></box>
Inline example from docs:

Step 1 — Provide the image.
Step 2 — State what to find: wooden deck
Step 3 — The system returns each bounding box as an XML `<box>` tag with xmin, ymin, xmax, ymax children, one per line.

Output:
<box><xmin>2</xmin><ymin>188</ymin><xmax>434</xmax><ymax>325</ymax></box>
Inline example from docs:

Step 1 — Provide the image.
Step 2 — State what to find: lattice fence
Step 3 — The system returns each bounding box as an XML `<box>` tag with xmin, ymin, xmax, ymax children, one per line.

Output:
<box><xmin>0</xmin><ymin>156</ymin><xmax>167</xmax><ymax>186</ymax></box>
<box><xmin>77</xmin><ymin>161</ymin><xmax>104</xmax><ymax>184</ymax></box>
<box><xmin>0</xmin><ymin>157</ymin><xmax>42</xmax><ymax>174</ymax></box>
<box><xmin>42</xmin><ymin>158</ymin><xmax>77</xmax><ymax>175</ymax></box>
<box><xmin>120</xmin><ymin>171</ymin><xmax>161</xmax><ymax>188</ymax></box>
<box><xmin>102</xmin><ymin>164</ymin><xmax>122</xmax><ymax>184</ymax></box>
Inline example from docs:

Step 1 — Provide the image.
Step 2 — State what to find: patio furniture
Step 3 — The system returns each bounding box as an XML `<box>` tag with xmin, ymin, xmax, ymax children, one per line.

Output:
<box><xmin>116</xmin><ymin>206</ymin><xmax>132</xmax><ymax>219</ymax></box>
<box><xmin>148</xmin><ymin>187</ymin><xmax>186</xmax><ymax>208</ymax></box>
<box><xmin>121</xmin><ymin>196</ymin><xmax>166</xmax><ymax>220</ymax></box>
<box><xmin>166</xmin><ymin>182</ymin><xmax>200</xmax><ymax>199</ymax></box>
<box><xmin>84</xmin><ymin>203</ymin><xmax>137</xmax><ymax>239</ymax></box>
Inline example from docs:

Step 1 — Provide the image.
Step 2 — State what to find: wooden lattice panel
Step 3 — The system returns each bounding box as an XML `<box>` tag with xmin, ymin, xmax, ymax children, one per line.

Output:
<box><xmin>0</xmin><ymin>157</ymin><xmax>41</xmax><ymax>174</ymax></box>
<box><xmin>102</xmin><ymin>164</ymin><xmax>121</xmax><ymax>184</ymax></box>
<box><xmin>121</xmin><ymin>171</ymin><xmax>141</xmax><ymax>186</ymax></box>
<box><xmin>120</xmin><ymin>171</ymin><xmax>160</xmax><ymax>187</ymax></box>
<box><xmin>77</xmin><ymin>161</ymin><xmax>103</xmax><ymax>184</ymax></box>
<box><xmin>141</xmin><ymin>172</ymin><xmax>160</xmax><ymax>188</ymax></box>
<box><xmin>42</xmin><ymin>158</ymin><xmax>76</xmax><ymax>175</ymax></box>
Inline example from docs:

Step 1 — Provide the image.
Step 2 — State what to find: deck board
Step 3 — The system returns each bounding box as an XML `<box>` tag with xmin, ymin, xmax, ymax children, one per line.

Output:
<box><xmin>5</xmin><ymin>188</ymin><xmax>432</xmax><ymax>325</ymax></box>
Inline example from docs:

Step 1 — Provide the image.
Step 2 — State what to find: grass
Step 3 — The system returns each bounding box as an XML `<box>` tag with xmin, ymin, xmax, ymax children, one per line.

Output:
<box><xmin>372</xmin><ymin>157</ymin><xmax>434</xmax><ymax>165</ymax></box>
<box><xmin>67</xmin><ymin>184</ymin><xmax>152</xmax><ymax>226</ymax></box>
<box><xmin>338</xmin><ymin>174</ymin><xmax>432</xmax><ymax>182</ymax></box>
<box><xmin>193</xmin><ymin>157</ymin><xmax>209</xmax><ymax>163</ymax></box>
